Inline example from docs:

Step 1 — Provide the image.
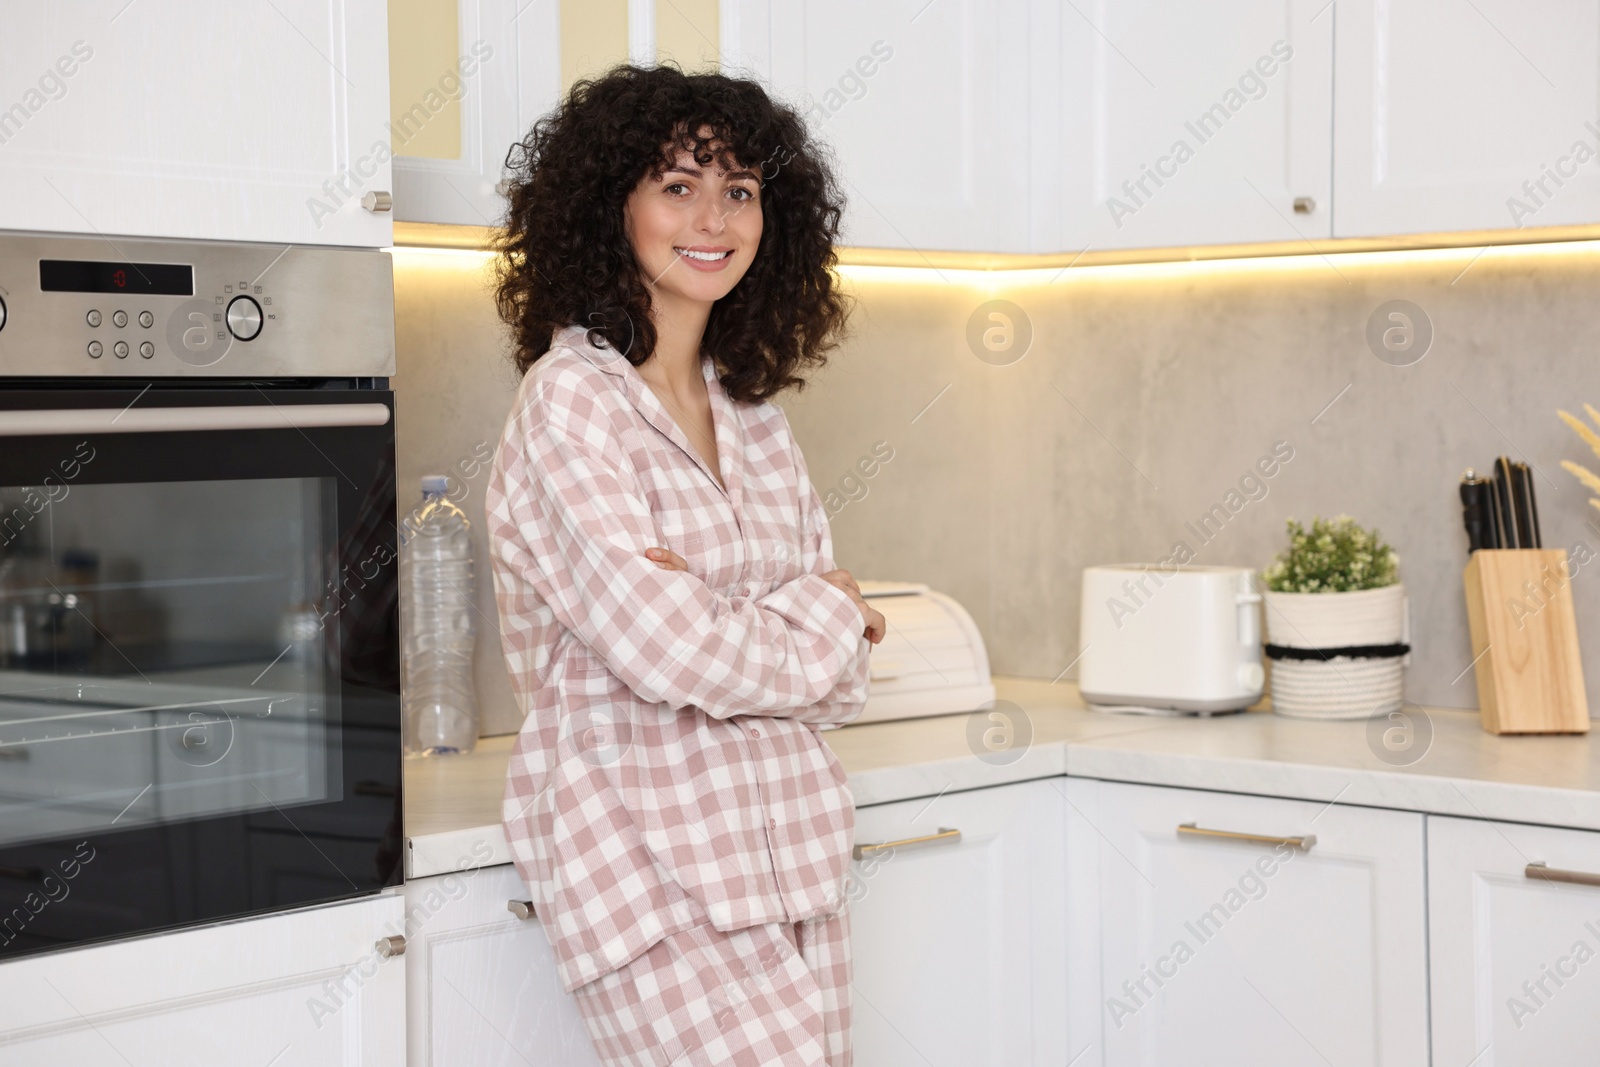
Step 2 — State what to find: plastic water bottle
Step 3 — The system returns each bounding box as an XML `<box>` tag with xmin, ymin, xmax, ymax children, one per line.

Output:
<box><xmin>401</xmin><ymin>475</ymin><xmax>479</xmax><ymax>756</ymax></box>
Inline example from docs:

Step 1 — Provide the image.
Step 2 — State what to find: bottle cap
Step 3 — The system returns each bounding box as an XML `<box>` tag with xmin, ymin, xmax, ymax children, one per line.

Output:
<box><xmin>421</xmin><ymin>475</ymin><xmax>449</xmax><ymax>496</ymax></box>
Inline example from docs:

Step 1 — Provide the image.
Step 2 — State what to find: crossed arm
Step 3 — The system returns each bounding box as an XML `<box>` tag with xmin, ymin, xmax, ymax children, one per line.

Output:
<box><xmin>499</xmin><ymin>369</ymin><xmax>885</xmax><ymax>724</ymax></box>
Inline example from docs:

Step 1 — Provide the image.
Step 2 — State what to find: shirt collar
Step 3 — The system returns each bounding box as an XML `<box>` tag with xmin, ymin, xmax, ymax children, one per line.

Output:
<box><xmin>558</xmin><ymin>324</ymin><xmax>744</xmax><ymax>508</ymax></box>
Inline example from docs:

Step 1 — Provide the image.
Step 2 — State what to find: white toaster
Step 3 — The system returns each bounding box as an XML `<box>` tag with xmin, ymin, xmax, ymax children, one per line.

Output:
<box><xmin>1077</xmin><ymin>565</ymin><xmax>1264</xmax><ymax>713</ymax></box>
<box><xmin>852</xmin><ymin>581</ymin><xmax>995</xmax><ymax>725</ymax></box>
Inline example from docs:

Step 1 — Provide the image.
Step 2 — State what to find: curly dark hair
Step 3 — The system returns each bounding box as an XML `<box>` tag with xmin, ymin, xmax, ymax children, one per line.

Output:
<box><xmin>493</xmin><ymin>63</ymin><xmax>853</xmax><ymax>403</ymax></box>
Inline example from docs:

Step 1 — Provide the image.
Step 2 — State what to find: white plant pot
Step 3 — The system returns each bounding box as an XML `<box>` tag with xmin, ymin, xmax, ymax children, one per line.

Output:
<box><xmin>1262</xmin><ymin>584</ymin><xmax>1407</xmax><ymax>721</ymax></box>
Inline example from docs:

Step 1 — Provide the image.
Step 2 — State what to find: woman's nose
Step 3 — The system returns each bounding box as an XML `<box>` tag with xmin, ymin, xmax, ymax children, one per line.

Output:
<box><xmin>694</xmin><ymin>194</ymin><xmax>728</xmax><ymax>235</ymax></box>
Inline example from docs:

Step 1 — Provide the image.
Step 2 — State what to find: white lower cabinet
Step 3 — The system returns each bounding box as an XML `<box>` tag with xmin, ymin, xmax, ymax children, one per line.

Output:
<box><xmin>402</xmin><ymin>862</ymin><xmax>598</xmax><ymax>1066</ymax></box>
<box><xmin>1429</xmin><ymin>814</ymin><xmax>1600</xmax><ymax>1063</ymax></box>
<box><xmin>1064</xmin><ymin>778</ymin><xmax>1429</xmax><ymax>1066</ymax></box>
<box><xmin>848</xmin><ymin>777</ymin><xmax>1068</xmax><ymax>1066</ymax></box>
<box><xmin>0</xmin><ymin>894</ymin><xmax>406</xmax><ymax>1066</ymax></box>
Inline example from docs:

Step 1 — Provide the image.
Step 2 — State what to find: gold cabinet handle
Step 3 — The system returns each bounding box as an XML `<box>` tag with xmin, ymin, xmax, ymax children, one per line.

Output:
<box><xmin>1526</xmin><ymin>861</ymin><xmax>1600</xmax><ymax>888</ymax></box>
<box><xmin>852</xmin><ymin>827</ymin><xmax>961</xmax><ymax>861</ymax></box>
<box><xmin>507</xmin><ymin>899</ymin><xmax>537</xmax><ymax>920</ymax></box>
<box><xmin>1177</xmin><ymin>822</ymin><xmax>1316</xmax><ymax>851</ymax></box>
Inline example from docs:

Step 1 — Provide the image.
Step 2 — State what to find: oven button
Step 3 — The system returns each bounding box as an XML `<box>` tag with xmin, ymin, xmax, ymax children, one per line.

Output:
<box><xmin>113</xmin><ymin>340</ymin><xmax>129</xmax><ymax>359</ymax></box>
<box><xmin>138</xmin><ymin>310</ymin><xmax>153</xmax><ymax>328</ymax></box>
<box><xmin>226</xmin><ymin>295</ymin><xmax>263</xmax><ymax>341</ymax></box>
<box><xmin>85</xmin><ymin>309</ymin><xmax>100</xmax><ymax>328</ymax></box>
<box><xmin>87</xmin><ymin>340</ymin><xmax>103</xmax><ymax>358</ymax></box>
<box><xmin>112</xmin><ymin>310</ymin><xmax>128</xmax><ymax>328</ymax></box>
<box><xmin>139</xmin><ymin>341</ymin><xmax>154</xmax><ymax>359</ymax></box>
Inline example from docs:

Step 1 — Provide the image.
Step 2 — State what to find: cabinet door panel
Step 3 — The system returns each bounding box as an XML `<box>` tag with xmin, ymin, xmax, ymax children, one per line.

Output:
<box><xmin>850</xmin><ymin>778</ymin><xmax>1068</xmax><ymax>1066</ymax></box>
<box><xmin>1334</xmin><ymin>0</ymin><xmax>1600</xmax><ymax>236</ymax></box>
<box><xmin>390</xmin><ymin>0</ymin><xmax>560</xmax><ymax>227</ymax></box>
<box><xmin>404</xmin><ymin>863</ymin><xmax>600</xmax><ymax>1067</ymax></box>
<box><xmin>1429</xmin><ymin>814</ymin><xmax>1600</xmax><ymax>1064</ymax></box>
<box><xmin>0</xmin><ymin>2</ymin><xmax>391</xmax><ymax>246</ymax></box>
<box><xmin>1074</xmin><ymin>779</ymin><xmax>1427</xmax><ymax>1066</ymax></box>
<box><xmin>726</xmin><ymin>0</ymin><xmax>1035</xmax><ymax>253</ymax></box>
<box><xmin>1056</xmin><ymin>0</ymin><xmax>1332</xmax><ymax>251</ymax></box>
<box><xmin>0</xmin><ymin>895</ymin><xmax>406</xmax><ymax>1066</ymax></box>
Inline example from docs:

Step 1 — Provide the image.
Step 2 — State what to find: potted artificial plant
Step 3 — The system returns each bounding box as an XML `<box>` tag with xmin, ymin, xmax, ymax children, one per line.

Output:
<box><xmin>1260</xmin><ymin>515</ymin><xmax>1408</xmax><ymax>720</ymax></box>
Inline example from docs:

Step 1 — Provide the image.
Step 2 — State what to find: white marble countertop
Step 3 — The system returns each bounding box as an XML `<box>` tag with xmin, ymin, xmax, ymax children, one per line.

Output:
<box><xmin>403</xmin><ymin>676</ymin><xmax>1600</xmax><ymax>879</ymax></box>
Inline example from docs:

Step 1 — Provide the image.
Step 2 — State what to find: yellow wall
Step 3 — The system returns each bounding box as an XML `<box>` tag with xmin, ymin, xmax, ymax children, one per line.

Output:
<box><xmin>387</xmin><ymin>0</ymin><xmax>463</xmax><ymax>160</ymax></box>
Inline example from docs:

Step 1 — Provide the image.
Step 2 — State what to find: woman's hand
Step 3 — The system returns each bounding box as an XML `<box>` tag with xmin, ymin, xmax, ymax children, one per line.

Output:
<box><xmin>644</xmin><ymin>547</ymin><xmax>688</xmax><ymax>571</ymax></box>
<box><xmin>645</xmin><ymin>549</ymin><xmax>885</xmax><ymax>645</ymax></box>
<box><xmin>821</xmin><ymin>569</ymin><xmax>885</xmax><ymax>645</ymax></box>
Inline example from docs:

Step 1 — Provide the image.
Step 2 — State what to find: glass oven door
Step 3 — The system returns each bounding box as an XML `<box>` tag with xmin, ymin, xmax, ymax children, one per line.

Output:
<box><xmin>0</xmin><ymin>386</ymin><xmax>400</xmax><ymax>961</ymax></box>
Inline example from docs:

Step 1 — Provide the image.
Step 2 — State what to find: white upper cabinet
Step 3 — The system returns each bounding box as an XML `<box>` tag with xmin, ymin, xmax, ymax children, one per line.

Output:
<box><xmin>1053</xmin><ymin>0</ymin><xmax>1333</xmax><ymax>252</ymax></box>
<box><xmin>389</xmin><ymin>0</ymin><xmax>561</xmax><ymax>228</ymax></box>
<box><xmin>1334</xmin><ymin>0</ymin><xmax>1600</xmax><ymax>237</ymax></box>
<box><xmin>1066</xmin><ymin>778</ymin><xmax>1429</xmax><ymax>1066</ymax></box>
<box><xmin>724</xmin><ymin>0</ymin><xmax>1037</xmax><ymax>253</ymax></box>
<box><xmin>1429</xmin><ymin>815</ymin><xmax>1600</xmax><ymax>1065</ymax></box>
<box><xmin>0</xmin><ymin>2</ymin><xmax>393</xmax><ymax>247</ymax></box>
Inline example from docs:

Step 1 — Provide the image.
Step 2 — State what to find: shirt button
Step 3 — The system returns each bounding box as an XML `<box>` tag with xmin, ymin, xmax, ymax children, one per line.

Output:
<box><xmin>750</xmin><ymin>727</ymin><xmax>760</xmax><ymax>738</ymax></box>
<box><xmin>770</xmin><ymin>818</ymin><xmax>777</xmax><ymax>831</ymax></box>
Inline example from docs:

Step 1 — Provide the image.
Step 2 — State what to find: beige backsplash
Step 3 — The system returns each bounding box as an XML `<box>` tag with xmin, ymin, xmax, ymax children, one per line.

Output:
<box><xmin>394</xmin><ymin>243</ymin><xmax>1600</xmax><ymax>737</ymax></box>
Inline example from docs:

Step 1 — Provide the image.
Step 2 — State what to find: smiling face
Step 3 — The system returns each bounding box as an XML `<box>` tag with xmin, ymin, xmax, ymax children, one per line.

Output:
<box><xmin>623</xmin><ymin>134</ymin><xmax>764</xmax><ymax>313</ymax></box>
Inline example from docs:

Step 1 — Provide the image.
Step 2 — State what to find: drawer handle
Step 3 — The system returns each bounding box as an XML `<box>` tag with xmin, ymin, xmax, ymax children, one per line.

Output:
<box><xmin>1526</xmin><ymin>861</ymin><xmax>1600</xmax><ymax>888</ymax></box>
<box><xmin>507</xmin><ymin>899</ymin><xmax>537</xmax><ymax>920</ymax></box>
<box><xmin>852</xmin><ymin>826</ymin><xmax>960</xmax><ymax>861</ymax></box>
<box><xmin>375</xmin><ymin>934</ymin><xmax>406</xmax><ymax>958</ymax></box>
<box><xmin>1177</xmin><ymin>823</ymin><xmax>1316</xmax><ymax>851</ymax></box>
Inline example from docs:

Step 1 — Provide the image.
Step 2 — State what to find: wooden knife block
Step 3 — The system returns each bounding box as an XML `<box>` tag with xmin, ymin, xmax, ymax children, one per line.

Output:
<box><xmin>1463</xmin><ymin>549</ymin><xmax>1590</xmax><ymax>734</ymax></box>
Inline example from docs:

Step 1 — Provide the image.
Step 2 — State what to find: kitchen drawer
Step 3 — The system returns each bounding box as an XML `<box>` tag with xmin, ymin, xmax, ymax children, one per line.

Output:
<box><xmin>1065</xmin><ymin>778</ymin><xmax>1428</xmax><ymax>1065</ymax></box>
<box><xmin>1429</xmin><ymin>814</ymin><xmax>1600</xmax><ymax>1064</ymax></box>
<box><xmin>403</xmin><ymin>862</ymin><xmax>598</xmax><ymax>1066</ymax></box>
<box><xmin>0</xmin><ymin>893</ymin><xmax>405</xmax><ymax>1066</ymax></box>
<box><xmin>849</xmin><ymin>777</ymin><xmax>1068</xmax><ymax>1065</ymax></box>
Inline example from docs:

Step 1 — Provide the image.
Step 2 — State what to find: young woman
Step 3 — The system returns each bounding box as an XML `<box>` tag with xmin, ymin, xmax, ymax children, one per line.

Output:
<box><xmin>485</xmin><ymin>64</ymin><xmax>886</xmax><ymax>1067</ymax></box>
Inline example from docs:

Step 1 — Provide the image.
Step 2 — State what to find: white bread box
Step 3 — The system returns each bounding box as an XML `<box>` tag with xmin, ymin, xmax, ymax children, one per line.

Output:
<box><xmin>853</xmin><ymin>580</ymin><xmax>995</xmax><ymax>725</ymax></box>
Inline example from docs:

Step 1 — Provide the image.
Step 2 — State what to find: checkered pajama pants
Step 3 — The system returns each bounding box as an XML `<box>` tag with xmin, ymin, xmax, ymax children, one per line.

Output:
<box><xmin>571</xmin><ymin>902</ymin><xmax>852</xmax><ymax>1067</ymax></box>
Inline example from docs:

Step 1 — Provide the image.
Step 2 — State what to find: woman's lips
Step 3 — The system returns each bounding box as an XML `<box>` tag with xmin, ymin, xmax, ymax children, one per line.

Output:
<box><xmin>673</xmin><ymin>246</ymin><xmax>735</xmax><ymax>272</ymax></box>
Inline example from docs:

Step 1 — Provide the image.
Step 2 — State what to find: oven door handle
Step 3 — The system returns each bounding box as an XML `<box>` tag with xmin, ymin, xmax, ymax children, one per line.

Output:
<box><xmin>0</xmin><ymin>402</ymin><xmax>391</xmax><ymax>436</ymax></box>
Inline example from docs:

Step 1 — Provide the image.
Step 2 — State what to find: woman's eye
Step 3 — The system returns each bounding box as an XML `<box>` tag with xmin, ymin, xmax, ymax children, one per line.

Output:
<box><xmin>728</xmin><ymin>187</ymin><xmax>755</xmax><ymax>202</ymax></box>
<box><xmin>665</xmin><ymin>182</ymin><xmax>690</xmax><ymax>196</ymax></box>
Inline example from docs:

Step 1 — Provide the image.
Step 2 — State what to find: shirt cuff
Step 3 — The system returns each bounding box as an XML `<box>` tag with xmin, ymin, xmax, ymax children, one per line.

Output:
<box><xmin>799</xmin><ymin>572</ymin><xmax>868</xmax><ymax>648</ymax></box>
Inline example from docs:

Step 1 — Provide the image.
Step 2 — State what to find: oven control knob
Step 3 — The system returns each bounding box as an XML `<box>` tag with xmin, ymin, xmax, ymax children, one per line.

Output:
<box><xmin>0</xmin><ymin>295</ymin><xmax>7</xmax><ymax>332</ymax></box>
<box><xmin>226</xmin><ymin>295</ymin><xmax>263</xmax><ymax>341</ymax></box>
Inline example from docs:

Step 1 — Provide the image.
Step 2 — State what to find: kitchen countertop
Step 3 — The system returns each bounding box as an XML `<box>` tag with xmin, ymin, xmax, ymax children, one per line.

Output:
<box><xmin>403</xmin><ymin>676</ymin><xmax>1600</xmax><ymax>879</ymax></box>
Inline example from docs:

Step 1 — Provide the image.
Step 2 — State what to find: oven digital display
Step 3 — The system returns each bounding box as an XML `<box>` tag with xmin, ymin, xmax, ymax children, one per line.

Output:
<box><xmin>39</xmin><ymin>259</ymin><xmax>195</xmax><ymax>296</ymax></box>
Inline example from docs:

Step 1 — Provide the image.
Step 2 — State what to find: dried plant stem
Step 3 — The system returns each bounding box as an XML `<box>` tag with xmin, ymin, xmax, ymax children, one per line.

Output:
<box><xmin>1559</xmin><ymin>409</ymin><xmax>1600</xmax><ymax>463</ymax></box>
<box><xmin>1561</xmin><ymin>459</ymin><xmax>1600</xmax><ymax>497</ymax></box>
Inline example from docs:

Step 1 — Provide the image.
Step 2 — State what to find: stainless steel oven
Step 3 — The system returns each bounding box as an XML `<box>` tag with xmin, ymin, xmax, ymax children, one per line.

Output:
<box><xmin>0</xmin><ymin>232</ymin><xmax>401</xmax><ymax>961</ymax></box>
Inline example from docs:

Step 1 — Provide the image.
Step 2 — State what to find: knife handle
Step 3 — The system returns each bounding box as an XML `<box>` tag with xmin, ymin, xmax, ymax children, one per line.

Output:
<box><xmin>1513</xmin><ymin>461</ymin><xmax>1542</xmax><ymax>549</ymax></box>
<box><xmin>1460</xmin><ymin>476</ymin><xmax>1497</xmax><ymax>553</ymax></box>
<box><xmin>1494</xmin><ymin>456</ymin><xmax>1521</xmax><ymax>549</ymax></box>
